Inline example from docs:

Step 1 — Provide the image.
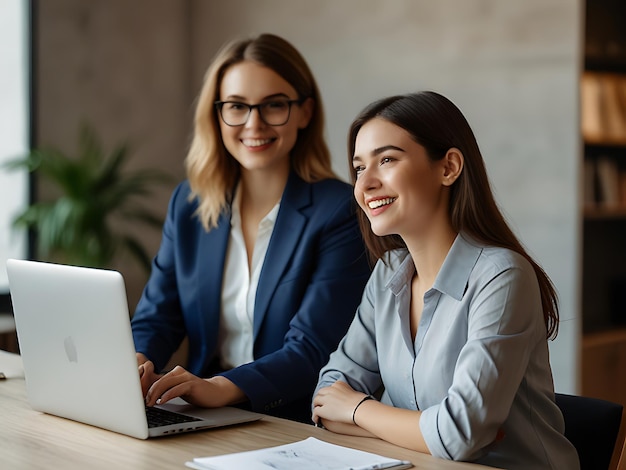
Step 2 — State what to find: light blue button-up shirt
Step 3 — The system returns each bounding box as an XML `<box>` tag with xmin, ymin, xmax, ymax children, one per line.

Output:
<box><xmin>316</xmin><ymin>234</ymin><xmax>579</xmax><ymax>470</ymax></box>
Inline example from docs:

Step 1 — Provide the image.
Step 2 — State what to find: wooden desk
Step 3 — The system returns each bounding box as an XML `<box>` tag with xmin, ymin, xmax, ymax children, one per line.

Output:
<box><xmin>0</xmin><ymin>353</ymin><xmax>496</xmax><ymax>469</ymax></box>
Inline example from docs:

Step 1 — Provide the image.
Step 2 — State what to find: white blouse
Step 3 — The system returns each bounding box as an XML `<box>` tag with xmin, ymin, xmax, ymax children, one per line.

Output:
<box><xmin>218</xmin><ymin>186</ymin><xmax>279</xmax><ymax>369</ymax></box>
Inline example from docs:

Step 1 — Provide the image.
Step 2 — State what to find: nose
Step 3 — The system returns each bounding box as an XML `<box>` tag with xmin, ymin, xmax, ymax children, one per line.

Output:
<box><xmin>354</xmin><ymin>168</ymin><xmax>381</xmax><ymax>207</ymax></box>
<box><xmin>355</xmin><ymin>167</ymin><xmax>381</xmax><ymax>193</ymax></box>
<box><xmin>244</xmin><ymin>106</ymin><xmax>266</xmax><ymax>128</ymax></box>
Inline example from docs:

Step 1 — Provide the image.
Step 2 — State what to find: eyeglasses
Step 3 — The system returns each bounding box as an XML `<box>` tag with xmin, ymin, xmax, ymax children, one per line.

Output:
<box><xmin>214</xmin><ymin>99</ymin><xmax>305</xmax><ymax>126</ymax></box>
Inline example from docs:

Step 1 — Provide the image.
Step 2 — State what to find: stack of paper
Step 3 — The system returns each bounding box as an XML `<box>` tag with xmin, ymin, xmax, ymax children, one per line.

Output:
<box><xmin>185</xmin><ymin>436</ymin><xmax>412</xmax><ymax>470</ymax></box>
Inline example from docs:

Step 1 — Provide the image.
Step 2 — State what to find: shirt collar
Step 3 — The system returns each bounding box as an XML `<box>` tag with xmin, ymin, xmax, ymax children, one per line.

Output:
<box><xmin>386</xmin><ymin>233</ymin><xmax>483</xmax><ymax>301</ymax></box>
<box><xmin>387</xmin><ymin>252</ymin><xmax>416</xmax><ymax>296</ymax></box>
<box><xmin>433</xmin><ymin>233</ymin><xmax>483</xmax><ymax>301</ymax></box>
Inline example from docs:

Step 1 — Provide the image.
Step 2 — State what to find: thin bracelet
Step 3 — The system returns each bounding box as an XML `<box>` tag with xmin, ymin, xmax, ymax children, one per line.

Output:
<box><xmin>352</xmin><ymin>394</ymin><xmax>375</xmax><ymax>425</ymax></box>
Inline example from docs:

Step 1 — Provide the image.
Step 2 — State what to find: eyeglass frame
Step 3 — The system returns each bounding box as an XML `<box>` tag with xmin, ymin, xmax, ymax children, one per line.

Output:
<box><xmin>214</xmin><ymin>98</ymin><xmax>307</xmax><ymax>127</ymax></box>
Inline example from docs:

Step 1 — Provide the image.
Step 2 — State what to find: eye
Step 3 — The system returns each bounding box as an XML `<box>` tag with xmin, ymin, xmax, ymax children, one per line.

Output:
<box><xmin>264</xmin><ymin>101</ymin><xmax>289</xmax><ymax>110</ymax></box>
<box><xmin>225</xmin><ymin>102</ymin><xmax>246</xmax><ymax>111</ymax></box>
<box><xmin>380</xmin><ymin>156</ymin><xmax>394</xmax><ymax>165</ymax></box>
<box><xmin>353</xmin><ymin>165</ymin><xmax>365</xmax><ymax>177</ymax></box>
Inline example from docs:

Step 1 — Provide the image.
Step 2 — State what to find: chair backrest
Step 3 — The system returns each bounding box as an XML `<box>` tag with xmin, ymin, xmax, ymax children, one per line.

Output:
<box><xmin>617</xmin><ymin>437</ymin><xmax>626</xmax><ymax>470</ymax></box>
<box><xmin>555</xmin><ymin>393</ymin><xmax>624</xmax><ymax>470</ymax></box>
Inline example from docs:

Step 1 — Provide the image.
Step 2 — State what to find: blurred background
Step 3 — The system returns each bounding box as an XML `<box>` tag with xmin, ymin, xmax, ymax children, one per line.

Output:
<box><xmin>2</xmin><ymin>0</ymin><xmax>626</xmax><ymax>409</ymax></box>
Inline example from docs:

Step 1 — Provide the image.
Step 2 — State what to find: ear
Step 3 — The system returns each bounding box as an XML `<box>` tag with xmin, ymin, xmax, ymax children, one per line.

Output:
<box><xmin>297</xmin><ymin>97</ymin><xmax>315</xmax><ymax>129</ymax></box>
<box><xmin>441</xmin><ymin>148</ymin><xmax>464</xmax><ymax>187</ymax></box>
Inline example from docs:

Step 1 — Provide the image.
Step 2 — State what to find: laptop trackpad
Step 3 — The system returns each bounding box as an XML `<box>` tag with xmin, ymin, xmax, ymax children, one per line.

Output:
<box><xmin>157</xmin><ymin>398</ymin><xmax>263</xmax><ymax>426</ymax></box>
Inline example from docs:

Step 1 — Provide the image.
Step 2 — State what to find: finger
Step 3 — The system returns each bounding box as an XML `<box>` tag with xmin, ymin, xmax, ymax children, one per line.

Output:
<box><xmin>311</xmin><ymin>406</ymin><xmax>320</xmax><ymax>424</ymax></box>
<box><xmin>312</xmin><ymin>393</ymin><xmax>322</xmax><ymax>407</ymax></box>
<box><xmin>139</xmin><ymin>363</ymin><xmax>158</xmax><ymax>397</ymax></box>
<box><xmin>314</xmin><ymin>386</ymin><xmax>332</xmax><ymax>400</ymax></box>
<box><xmin>146</xmin><ymin>375</ymin><xmax>172</xmax><ymax>406</ymax></box>
<box><xmin>145</xmin><ymin>370</ymin><xmax>189</xmax><ymax>406</ymax></box>
<box><xmin>141</xmin><ymin>360</ymin><xmax>156</xmax><ymax>382</ymax></box>
<box><xmin>140</xmin><ymin>375</ymin><xmax>149</xmax><ymax>398</ymax></box>
<box><xmin>169</xmin><ymin>365</ymin><xmax>186</xmax><ymax>375</ymax></box>
<box><xmin>154</xmin><ymin>382</ymin><xmax>191</xmax><ymax>406</ymax></box>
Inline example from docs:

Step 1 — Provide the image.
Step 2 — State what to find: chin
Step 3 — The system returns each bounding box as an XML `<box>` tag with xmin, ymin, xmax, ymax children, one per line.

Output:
<box><xmin>370</xmin><ymin>225</ymin><xmax>393</xmax><ymax>237</ymax></box>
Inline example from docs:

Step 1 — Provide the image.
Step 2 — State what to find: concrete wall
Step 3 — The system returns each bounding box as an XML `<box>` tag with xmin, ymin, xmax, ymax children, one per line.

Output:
<box><xmin>36</xmin><ymin>0</ymin><xmax>191</xmax><ymax>308</ymax></box>
<box><xmin>36</xmin><ymin>0</ymin><xmax>582</xmax><ymax>392</ymax></box>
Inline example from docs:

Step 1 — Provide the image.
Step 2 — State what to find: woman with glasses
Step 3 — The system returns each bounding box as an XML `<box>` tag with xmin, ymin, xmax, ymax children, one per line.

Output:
<box><xmin>312</xmin><ymin>92</ymin><xmax>579</xmax><ymax>469</ymax></box>
<box><xmin>132</xmin><ymin>33</ymin><xmax>370</xmax><ymax>423</ymax></box>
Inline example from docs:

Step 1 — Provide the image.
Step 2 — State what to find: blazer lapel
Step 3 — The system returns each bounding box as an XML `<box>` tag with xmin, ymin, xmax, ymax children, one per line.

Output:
<box><xmin>196</xmin><ymin>210</ymin><xmax>231</xmax><ymax>334</ymax></box>
<box><xmin>253</xmin><ymin>173</ymin><xmax>310</xmax><ymax>338</ymax></box>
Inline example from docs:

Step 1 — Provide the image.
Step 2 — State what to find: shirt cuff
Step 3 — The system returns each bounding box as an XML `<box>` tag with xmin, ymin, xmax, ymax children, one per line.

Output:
<box><xmin>420</xmin><ymin>405</ymin><xmax>452</xmax><ymax>460</ymax></box>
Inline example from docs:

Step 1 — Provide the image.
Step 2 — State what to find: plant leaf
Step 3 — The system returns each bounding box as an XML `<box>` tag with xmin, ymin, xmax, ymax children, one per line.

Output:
<box><xmin>8</xmin><ymin>124</ymin><xmax>173</xmax><ymax>271</ymax></box>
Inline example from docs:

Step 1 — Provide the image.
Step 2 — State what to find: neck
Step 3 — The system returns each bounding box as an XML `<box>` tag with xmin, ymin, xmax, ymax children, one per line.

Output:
<box><xmin>239</xmin><ymin>166</ymin><xmax>289</xmax><ymax>217</ymax></box>
<box><xmin>237</xmin><ymin>166</ymin><xmax>290</xmax><ymax>269</ymax></box>
<box><xmin>404</xmin><ymin>224</ymin><xmax>458</xmax><ymax>288</ymax></box>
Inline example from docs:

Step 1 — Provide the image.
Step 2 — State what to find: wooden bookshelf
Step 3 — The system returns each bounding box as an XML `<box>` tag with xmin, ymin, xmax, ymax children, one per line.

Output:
<box><xmin>581</xmin><ymin>0</ymin><xmax>626</xmax><ymax>405</ymax></box>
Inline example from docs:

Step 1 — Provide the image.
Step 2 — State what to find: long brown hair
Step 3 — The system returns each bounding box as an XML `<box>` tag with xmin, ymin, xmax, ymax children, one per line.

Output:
<box><xmin>186</xmin><ymin>33</ymin><xmax>335</xmax><ymax>230</ymax></box>
<box><xmin>347</xmin><ymin>92</ymin><xmax>558</xmax><ymax>339</ymax></box>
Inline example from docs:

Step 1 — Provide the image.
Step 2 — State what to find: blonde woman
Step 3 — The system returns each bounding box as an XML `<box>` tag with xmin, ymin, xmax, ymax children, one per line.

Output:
<box><xmin>132</xmin><ymin>34</ymin><xmax>370</xmax><ymax>423</ymax></box>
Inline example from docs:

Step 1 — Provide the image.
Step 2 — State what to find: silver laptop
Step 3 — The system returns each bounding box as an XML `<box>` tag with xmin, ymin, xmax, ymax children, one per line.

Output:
<box><xmin>6</xmin><ymin>258</ymin><xmax>262</xmax><ymax>439</ymax></box>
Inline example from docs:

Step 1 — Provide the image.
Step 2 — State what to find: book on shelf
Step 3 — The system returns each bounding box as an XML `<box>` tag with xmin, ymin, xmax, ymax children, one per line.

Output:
<box><xmin>597</xmin><ymin>156</ymin><xmax>620</xmax><ymax>207</ymax></box>
<box><xmin>581</xmin><ymin>72</ymin><xmax>626</xmax><ymax>145</ymax></box>
<box><xmin>585</xmin><ymin>156</ymin><xmax>626</xmax><ymax>210</ymax></box>
<box><xmin>581</xmin><ymin>72</ymin><xmax>604</xmax><ymax>142</ymax></box>
<box><xmin>583</xmin><ymin>158</ymin><xmax>596</xmax><ymax>208</ymax></box>
<box><xmin>595</xmin><ymin>156</ymin><xmax>624</xmax><ymax>208</ymax></box>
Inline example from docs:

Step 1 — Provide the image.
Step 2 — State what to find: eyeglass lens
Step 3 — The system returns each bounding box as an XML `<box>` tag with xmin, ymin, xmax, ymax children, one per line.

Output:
<box><xmin>218</xmin><ymin>100</ymin><xmax>296</xmax><ymax>126</ymax></box>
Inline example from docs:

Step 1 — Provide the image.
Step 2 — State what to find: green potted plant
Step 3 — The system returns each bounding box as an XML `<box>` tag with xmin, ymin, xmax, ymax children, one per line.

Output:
<box><xmin>4</xmin><ymin>124</ymin><xmax>172</xmax><ymax>273</ymax></box>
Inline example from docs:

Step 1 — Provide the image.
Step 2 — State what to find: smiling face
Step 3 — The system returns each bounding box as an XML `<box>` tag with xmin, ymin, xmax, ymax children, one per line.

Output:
<box><xmin>352</xmin><ymin>118</ymin><xmax>455</xmax><ymax>241</ymax></box>
<box><xmin>217</xmin><ymin>60</ymin><xmax>313</xmax><ymax>177</ymax></box>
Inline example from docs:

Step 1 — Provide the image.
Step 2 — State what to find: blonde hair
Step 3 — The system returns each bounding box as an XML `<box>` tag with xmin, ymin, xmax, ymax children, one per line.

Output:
<box><xmin>185</xmin><ymin>33</ymin><xmax>335</xmax><ymax>230</ymax></box>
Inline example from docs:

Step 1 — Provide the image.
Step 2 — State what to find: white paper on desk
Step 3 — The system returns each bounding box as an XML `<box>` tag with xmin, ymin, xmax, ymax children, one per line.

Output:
<box><xmin>185</xmin><ymin>436</ymin><xmax>412</xmax><ymax>470</ymax></box>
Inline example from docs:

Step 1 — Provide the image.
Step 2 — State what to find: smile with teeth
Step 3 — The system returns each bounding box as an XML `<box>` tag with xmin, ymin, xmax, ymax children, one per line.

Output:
<box><xmin>242</xmin><ymin>138</ymin><xmax>273</xmax><ymax>147</ymax></box>
<box><xmin>368</xmin><ymin>197</ymin><xmax>396</xmax><ymax>209</ymax></box>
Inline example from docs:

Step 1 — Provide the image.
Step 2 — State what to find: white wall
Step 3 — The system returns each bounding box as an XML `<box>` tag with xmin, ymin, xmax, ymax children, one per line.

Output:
<box><xmin>35</xmin><ymin>0</ymin><xmax>191</xmax><ymax>309</ymax></box>
<box><xmin>192</xmin><ymin>0</ymin><xmax>582</xmax><ymax>393</ymax></box>
<box><xmin>34</xmin><ymin>0</ymin><xmax>582</xmax><ymax>392</ymax></box>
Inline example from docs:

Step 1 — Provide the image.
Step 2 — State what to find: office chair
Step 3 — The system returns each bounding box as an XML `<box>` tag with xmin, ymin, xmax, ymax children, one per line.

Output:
<box><xmin>618</xmin><ymin>438</ymin><xmax>626</xmax><ymax>470</ymax></box>
<box><xmin>555</xmin><ymin>393</ymin><xmax>624</xmax><ymax>470</ymax></box>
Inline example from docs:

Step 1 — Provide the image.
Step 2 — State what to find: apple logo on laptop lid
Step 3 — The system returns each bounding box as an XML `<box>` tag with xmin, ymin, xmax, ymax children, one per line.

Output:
<box><xmin>64</xmin><ymin>336</ymin><xmax>78</xmax><ymax>363</ymax></box>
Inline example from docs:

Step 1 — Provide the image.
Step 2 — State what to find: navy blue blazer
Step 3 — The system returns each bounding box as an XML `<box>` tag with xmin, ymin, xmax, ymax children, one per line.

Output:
<box><xmin>131</xmin><ymin>171</ymin><xmax>371</xmax><ymax>422</ymax></box>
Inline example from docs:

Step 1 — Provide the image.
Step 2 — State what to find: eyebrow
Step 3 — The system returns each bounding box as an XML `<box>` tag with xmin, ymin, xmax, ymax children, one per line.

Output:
<box><xmin>352</xmin><ymin>145</ymin><xmax>406</xmax><ymax>162</ymax></box>
<box><xmin>222</xmin><ymin>92</ymin><xmax>292</xmax><ymax>102</ymax></box>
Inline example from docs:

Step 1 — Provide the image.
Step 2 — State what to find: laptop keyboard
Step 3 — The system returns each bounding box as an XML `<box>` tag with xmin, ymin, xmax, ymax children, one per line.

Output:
<box><xmin>145</xmin><ymin>406</ymin><xmax>203</xmax><ymax>428</ymax></box>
